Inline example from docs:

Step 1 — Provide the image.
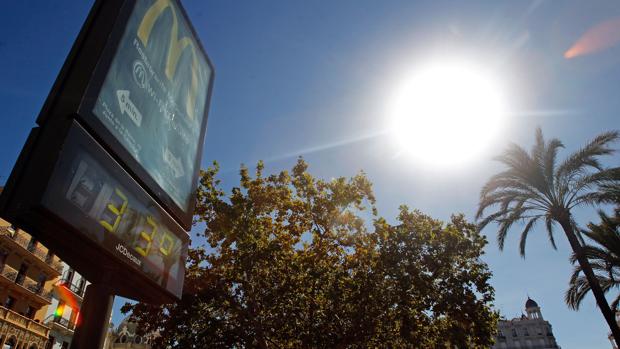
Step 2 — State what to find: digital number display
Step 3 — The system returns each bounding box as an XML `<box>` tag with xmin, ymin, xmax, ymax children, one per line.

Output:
<box><xmin>42</xmin><ymin>123</ymin><xmax>188</xmax><ymax>298</ymax></box>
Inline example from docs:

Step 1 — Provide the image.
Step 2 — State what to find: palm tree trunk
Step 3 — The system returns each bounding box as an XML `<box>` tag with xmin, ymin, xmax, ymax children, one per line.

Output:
<box><xmin>559</xmin><ymin>218</ymin><xmax>620</xmax><ymax>347</ymax></box>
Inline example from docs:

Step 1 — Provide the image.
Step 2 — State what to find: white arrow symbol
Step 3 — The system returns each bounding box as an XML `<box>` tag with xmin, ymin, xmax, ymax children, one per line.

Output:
<box><xmin>117</xmin><ymin>90</ymin><xmax>142</xmax><ymax>127</ymax></box>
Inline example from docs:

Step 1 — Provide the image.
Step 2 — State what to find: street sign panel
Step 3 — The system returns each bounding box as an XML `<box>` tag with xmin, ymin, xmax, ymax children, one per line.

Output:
<box><xmin>0</xmin><ymin>0</ymin><xmax>214</xmax><ymax>303</ymax></box>
<box><xmin>81</xmin><ymin>0</ymin><xmax>214</xmax><ymax>229</ymax></box>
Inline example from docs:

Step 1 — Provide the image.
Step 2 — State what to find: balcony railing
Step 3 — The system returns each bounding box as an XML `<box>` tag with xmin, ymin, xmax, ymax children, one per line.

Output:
<box><xmin>0</xmin><ymin>265</ymin><xmax>52</xmax><ymax>303</ymax></box>
<box><xmin>44</xmin><ymin>315</ymin><xmax>76</xmax><ymax>332</ymax></box>
<box><xmin>22</xmin><ymin>279</ymin><xmax>53</xmax><ymax>302</ymax></box>
<box><xmin>0</xmin><ymin>227</ymin><xmax>63</xmax><ymax>274</ymax></box>
<box><xmin>59</xmin><ymin>278</ymin><xmax>86</xmax><ymax>298</ymax></box>
<box><xmin>0</xmin><ymin>264</ymin><xmax>17</xmax><ymax>283</ymax></box>
<box><xmin>0</xmin><ymin>305</ymin><xmax>50</xmax><ymax>338</ymax></box>
<box><xmin>27</xmin><ymin>244</ymin><xmax>47</xmax><ymax>260</ymax></box>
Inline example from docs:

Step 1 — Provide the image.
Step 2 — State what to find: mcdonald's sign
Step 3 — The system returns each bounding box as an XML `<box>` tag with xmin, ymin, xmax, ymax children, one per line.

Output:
<box><xmin>0</xmin><ymin>0</ymin><xmax>214</xmax><ymax>303</ymax></box>
<box><xmin>87</xmin><ymin>0</ymin><xmax>214</xmax><ymax>228</ymax></box>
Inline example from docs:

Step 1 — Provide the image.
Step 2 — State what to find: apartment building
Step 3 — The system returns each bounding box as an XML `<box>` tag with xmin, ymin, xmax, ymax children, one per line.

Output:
<box><xmin>0</xmin><ymin>218</ymin><xmax>63</xmax><ymax>349</ymax></box>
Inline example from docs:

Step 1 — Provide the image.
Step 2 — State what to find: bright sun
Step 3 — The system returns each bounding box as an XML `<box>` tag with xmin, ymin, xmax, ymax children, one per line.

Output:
<box><xmin>389</xmin><ymin>61</ymin><xmax>507</xmax><ymax>168</ymax></box>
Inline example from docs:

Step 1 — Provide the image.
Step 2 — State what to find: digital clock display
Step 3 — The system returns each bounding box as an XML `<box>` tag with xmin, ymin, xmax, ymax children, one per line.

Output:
<box><xmin>42</xmin><ymin>123</ymin><xmax>188</xmax><ymax>298</ymax></box>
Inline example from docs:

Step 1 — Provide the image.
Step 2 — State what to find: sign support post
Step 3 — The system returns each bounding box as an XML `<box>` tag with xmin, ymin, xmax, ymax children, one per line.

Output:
<box><xmin>70</xmin><ymin>282</ymin><xmax>115</xmax><ymax>349</ymax></box>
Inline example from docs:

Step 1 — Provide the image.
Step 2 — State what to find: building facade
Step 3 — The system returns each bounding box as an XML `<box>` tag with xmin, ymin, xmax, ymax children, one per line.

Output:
<box><xmin>42</xmin><ymin>264</ymin><xmax>88</xmax><ymax>349</ymax></box>
<box><xmin>104</xmin><ymin>317</ymin><xmax>158</xmax><ymax>349</ymax></box>
<box><xmin>0</xmin><ymin>219</ymin><xmax>63</xmax><ymax>349</ymax></box>
<box><xmin>492</xmin><ymin>298</ymin><xmax>561</xmax><ymax>349</ymax></box>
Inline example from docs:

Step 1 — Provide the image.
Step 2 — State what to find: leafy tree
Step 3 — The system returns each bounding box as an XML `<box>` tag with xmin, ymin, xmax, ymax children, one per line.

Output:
<box><xmin>566</xmin><ymin>207</ymin><xmax>620</xmax><ymax>310</ymax></box>
<box><xmin>476</xmin><ymin>128</ymin><xmax>620</xmax><ymax>345</ymax></box>
<box><xmin>124</xmin><ymin>159</ymin><xmax>497</xmax><ymax>348</ymax></box>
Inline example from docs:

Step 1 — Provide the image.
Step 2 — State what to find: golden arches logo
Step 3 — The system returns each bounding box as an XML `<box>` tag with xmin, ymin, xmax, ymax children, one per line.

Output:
<box><xmin>137</xmin><ymin>0</ymin><xmax>202</xmax><ymax>120</ymax></box>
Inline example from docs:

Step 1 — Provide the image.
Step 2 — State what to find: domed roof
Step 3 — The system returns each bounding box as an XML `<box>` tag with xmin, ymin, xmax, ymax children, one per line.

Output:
<box><xmin>525</xmin><ymin>297</ymin><xmax>538</xmax><ymax>309</ymax></box>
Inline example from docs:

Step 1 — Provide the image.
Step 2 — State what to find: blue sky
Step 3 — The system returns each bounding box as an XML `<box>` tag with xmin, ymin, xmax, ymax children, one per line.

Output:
<box><xmin>2</xmin><ymin>1</ymin><xmax>620</xmax><ymax>348</ymax></box>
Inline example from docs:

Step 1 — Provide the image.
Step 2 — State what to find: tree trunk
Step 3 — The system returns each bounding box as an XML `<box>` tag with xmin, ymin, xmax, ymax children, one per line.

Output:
<box><xmin>559</xmin><ymin>218</ymin><xmax>620</xmax><ymax>348</ymax></box>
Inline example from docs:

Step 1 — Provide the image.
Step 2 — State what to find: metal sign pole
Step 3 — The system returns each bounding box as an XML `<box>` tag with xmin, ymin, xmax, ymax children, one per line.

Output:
<box><xmin>70</xmin><ymin>283</ymin><xmax>115</xmax><ymax>349</ymax></box>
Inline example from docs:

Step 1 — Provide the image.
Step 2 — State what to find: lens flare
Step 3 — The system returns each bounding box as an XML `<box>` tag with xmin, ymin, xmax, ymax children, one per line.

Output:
<box><xmin>565</xmin><ymin>17</ymin><xmax>620</xmax><ymax>59</ymax></box>
<box><xmin>54</xmin><ymin>302</ymin><xmax>65</xmax><ymax>317</ymax></box>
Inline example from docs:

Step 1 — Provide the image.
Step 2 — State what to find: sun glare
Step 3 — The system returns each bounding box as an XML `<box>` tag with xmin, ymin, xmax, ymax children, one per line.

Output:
<box><xmin>389</xmin><ymin>61</ymin><xmax>507</xmax><ymax>168</ymax></box>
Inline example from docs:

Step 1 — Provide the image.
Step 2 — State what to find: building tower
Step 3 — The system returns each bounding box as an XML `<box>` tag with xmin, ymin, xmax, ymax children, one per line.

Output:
<box><xmin>525</xmin><ymin>298</ymin><xmax>543</xmax><ymax>320</ymax></box>
<box><xmin>492</xmin><ymin>297</ymin><xmax>561</xmax><ymax>349</ymax></box>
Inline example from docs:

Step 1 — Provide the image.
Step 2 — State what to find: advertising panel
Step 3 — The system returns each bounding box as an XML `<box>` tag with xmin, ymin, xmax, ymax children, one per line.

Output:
<box><xmin>89</xmin><ymin>0</ymin><xmax>213</xmax><ymax>226</ymax></box>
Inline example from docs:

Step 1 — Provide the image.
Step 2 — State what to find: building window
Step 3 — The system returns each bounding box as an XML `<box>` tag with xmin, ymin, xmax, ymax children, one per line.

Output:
<box><xmin>77</xmin><ymin>277</ymin><xmax>86</xmax><ymax>294</ymax></box>
<box><xmin>16</xmin><ymin>263</ymin><xmax>28</xmax><ymax>285</ymax></box>
<box><xmin>36</xmin><ymin>273</ymin><xmax>47</xmax><ymax>291</ymax></box>
<box><xmin>64</xmin><ymin>268</ymin><xmax>75</xmax><ymax>284</ymax></box>
<box><xmin>61</xmin><ymin>341</ymin><xmax>69</xmax><ymax>349</ymax></box>
<box><xmin>46</xmin><ymin>336</ymin><xmax>55</xmax><ymax>349</ymax></box>
<box><xmin>523</xmin><ymin>327</ymin><xmax>529</xmax><ymax>336</ymax></box>
<box><xmin>512</xmin><ymin>328</ymin><xmax>518</xmax><ymax>337</ymax></box>
<box><xmin>4</xmin><ymin>295</ymin><xmax>15</xmax><ymax>310</ymax></box>
<box><xmin>25</xmin><ymin>305</ymin><xmax>35</xmax><ymax>319</ymax></box>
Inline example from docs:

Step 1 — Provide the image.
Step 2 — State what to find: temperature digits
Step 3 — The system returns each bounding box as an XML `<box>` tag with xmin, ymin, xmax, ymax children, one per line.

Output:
<box><xmin>98</xmin><ymin>187</ymin><xmax>177</xmax><ymax>258</ymax></box>
<box><xmin>159</xmin><ymin>232</ymin><xmax>175</xmax><ymax>256</ymax></box>
<box><xmin>134</xmin><ymin>216</ymin><xmax>176</xmax><ymax>257</ymax></box>
<box><xmin>135</xmin><ymin>216</ymin><xmax>157</xmax><ymax>257</ymax></box>
<box><xmin>99</xmin><ymin>188</ymin><xmax>128</xmax><ymax>233</ymax></box>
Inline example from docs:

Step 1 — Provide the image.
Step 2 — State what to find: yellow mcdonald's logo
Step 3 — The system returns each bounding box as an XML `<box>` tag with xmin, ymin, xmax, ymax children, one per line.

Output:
<box><xmin>137</xmin><ymin>0</ymin><xmax>201</xmax><ymax>120</ymax></box>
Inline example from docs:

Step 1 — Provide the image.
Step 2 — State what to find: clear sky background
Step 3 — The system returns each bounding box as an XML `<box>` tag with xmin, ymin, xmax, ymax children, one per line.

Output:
<box><xmin>2</xmin><ymin>1</ymin><xmax>620</xmax><ymax>348</ymax></box>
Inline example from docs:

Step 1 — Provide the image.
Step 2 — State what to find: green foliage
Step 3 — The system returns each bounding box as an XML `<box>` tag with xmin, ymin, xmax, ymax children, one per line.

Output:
<box><xmin>123</xmin><ymin>159</ymin><xmax>497</xmax><ymax>348</ymax></box>
<box><xmin>566</xmin><ymin>207</ymin><xmax>620</xmax><ymax>310</ymax></box>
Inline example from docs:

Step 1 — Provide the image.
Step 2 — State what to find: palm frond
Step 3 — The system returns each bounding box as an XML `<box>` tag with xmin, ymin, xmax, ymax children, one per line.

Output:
<box><xmin>477</xmin><ymin>189</ymin><xmax>535</xmax><ymax>219</ymax></box>
<box><xmin>612</xmin><ymin>295</ymin><xmax>620</xmax><ymax>312</ymax></box>
<box><xmin>494</xmin><ymin>143</ymin><xmax>549</xmax><ymax>195</ymax></box>
<box><xmin>480</xmin><ymin>171</ymin><xmax>546</xmax><ymax>201</ymax></box>
<box><xmin>519</xmin><ymin>217</ymin><xmax>539</xmax><ymax>257</ymax></box>
<box><xmin>566</xmin><ymin>207</ymin><xmax>620</xmax><ymax>310</ymax></box>
<box><xmin>545</xmin><ymin>215</ymin><xmax>558</xmax><ymax>250</ymax></box>
<box><xmin>556</xmin><ymin>131</ymin><xmax>619</xmax><ymax>181</ymax></box>
<box><xmin>477</xmin><ymin>209</ymin><xmax>510</xmax><ymax>231</ymax></box>
<box><xmin>544</xmin><ymin>138</ymin><xmax>564</xmax><ymax>191</ymax></box>
<box><xmin>565</xmin><ymin>274</ymin><xmax>591</xmax><ymax>310</ymax></box>
<box><xmin>566</xmin><ymin>168</ymin><xmax>620</xmax><ymax>208</ymax></box>
<box><xmin>497</xmin><ymin>218</ymin><xmax>517</xmax><ymax>251</ymax></box>
<box><xmin>477</xmin><ymin>128</ymin><xmax>620</xmax><ymax>265</ymax></box>
<box><xmin>598</xmin><ymin>183</ymin><xmax>620</xmax><ymax>203</ymax></box>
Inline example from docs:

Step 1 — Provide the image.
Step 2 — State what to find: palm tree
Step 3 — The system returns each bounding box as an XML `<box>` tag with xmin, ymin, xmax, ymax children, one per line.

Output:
<box><xmin>476</xmin><ymin>128</ymin><xmax>620</xmax><ymax>345</ymax></box>
<box><xmin>566</xmin><ymin>208</ymin><xmax>620</xmax><ymax>311</ymax></box>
